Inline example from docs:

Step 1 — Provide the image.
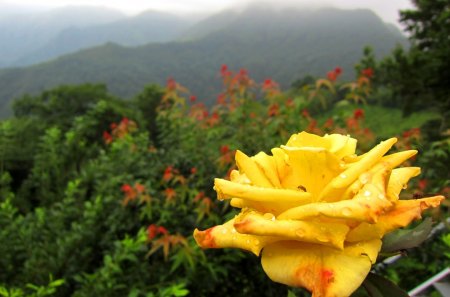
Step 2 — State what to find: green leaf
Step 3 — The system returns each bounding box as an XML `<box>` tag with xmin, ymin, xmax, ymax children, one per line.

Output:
<box><xmin>381</xmin><ymin>217</ymin><xmax>433</xmax><ymax>253</ymax></box>
<box><xmin>363</xmin><ymin>273</ymin><xmax>409</xmax><ymax>297</ymax></box>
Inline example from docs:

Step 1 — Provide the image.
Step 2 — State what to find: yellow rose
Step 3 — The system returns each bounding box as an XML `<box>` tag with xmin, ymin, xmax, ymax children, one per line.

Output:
<box><xmin>194</xmin><ymin>132</ymin><xmax>444</xmax><ymax>297</ymax></box>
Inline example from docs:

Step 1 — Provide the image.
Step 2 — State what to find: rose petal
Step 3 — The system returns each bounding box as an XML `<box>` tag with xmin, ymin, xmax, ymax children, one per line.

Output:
<box><xmin>193</xmin><ymin>219</ymin><xmax>279</xmax><ymax>256</ymax></box>
<box><xmin>323</xmin><ymin>134</ymin><xmax>357</xmax><ymax>159</ymax></box>
<box><xmin>279</xmin><ymin>167</ymin><xmax>392</xmax><ymax>223</ymax></box>
<box><xmin>261</xmin><ymin>239</ymin><xmax>382</xmax><ymax>297</ymax></box>
<box><xmin>215</xmin><ymin>178</ymin><xmax>312</xmax><ymax>203</ymax></box>
<box><xmin>252</xmin><ymin>151</ymin><xmax>281</xmax><ymax>188</ymax></box>
<box><xmin>286</xmin><ymin>131</ymin><xmax>330</xmax><ymax>149</ymax></box>
<box><xmin>234</xmin><ymin>210</ymin><xmax>349</xmax><ymax>249</ymax></box>
<box><xmin>320</xmin><ymin>138</ymin><xmax>397</xmax><ymax>201</ymax></box>
<box><xmin>235</xmin><ymin>150</ymin><xmax>273</xmax><ymax>187</ymax></box>
<box><xmin>346</xmin><ymin>195</ymin><xmax>445</xmax><ymax>242</ymax></box>
<box><xmin>230</xmin><ymin>198</ymin><xmax>301</xmax><ymax>215</ymax></box>
<box><xmin>281</xmin><ymin>147</ymin><xmax>341</xmax><ymax>200</ymax></box>
<box><xmin>386</xmin><ymin>167</ymin><xmax>421</xmax><ymax>201</ymax></box>
<box><xmin>271</xmin><ymin>148</ymin><xmax>290</xmax><ymax>182</ymax></box>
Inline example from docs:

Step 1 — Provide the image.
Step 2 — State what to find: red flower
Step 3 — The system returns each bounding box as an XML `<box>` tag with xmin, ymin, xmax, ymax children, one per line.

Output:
<box><xmin>103</xmin><ymin>131</ymin><xmax>113</xmax><ymax>144</ymax></box>
<box><xmin>190</xmin><ymin>95</ymin><xmax>197</xmax><ymax>103</ymax></box>
<box><xmin>361</xmin><ymin>68</ymin><xmax>374</xmax><ymax>78</ymax></box>
<box><xmin>164</xmin><ymin>188</ymin><xmax>176</xmax><ymax>201</ymax></box>
<box><xmin>220</xmin><ymin>64</ymin><xmax>228</xmax><ymax>76</ymax></box>
<box><xmin>167</xmin><ymin>77</ymin><xmax>177</xmax><ymax>90</ymax></box>
<box><xmin>217</xmin><ymin>94</ymin><xmax>226</xmax><ymax>105</ymax></box>
<box><xmin>220</xmin><ymin>145</ymin><xmax>229</xmax><ymax>155</ymax></box>
<box><xmin>121</xmin><ymin>184</ymin><xmax>133</xmax><ymax>193</ymax></box>
<box><xmin>190</xmin><ymin>167</ymin><xmax>197</xmax><ymax>175</ymax></box>
<box><xmin>147</xmin><ymin>224</ymin><xmax>158</xmax><ymax>240</ymax></box>
<box><xmin>285</xmin><ymin>98</ymin><xmax>294</xmax><ymax>107</ymax></box>
<box><xmin>268</xmin><ymin>103</ymin><xmax>279</xmax><ymax>117</ymax></box>
<box><xmin>323</xmin><ymin>118</ymin><xmax>334</xmax><ymax>129</ymax></box>
<box><xmin>158</xmin><ymin>226</ymin><xmax>168</xmax><ymax>235</ymax></box>
<box><xmin>238</xmin><ymin>69</ymin><xmax>248</xmax><ymax>77</ymax></box>
<box><xmin>353</xmin><ymin>109</ymin><xmax>365</xmax><ymax>120</ymax></box>
<box><xmin>110</xmin><ymin>123</ymin><xmax>117</xmax><ymax>130</ymax></box>
<box><xmin>121</xmin><ymin>117</ymin><xmax>129</xmax><ymax>126</ymax></box>
<box><xmin>134</xmin><ymin>182</ymin><xmax>145</xmax><ymax>194</ymax></box>
<box><xmin>163</xmin><ymin>166</ymin><xmax>173</xmax><ymax>182</ymax></box>
<box><xmin>327</xmin><ymin>67</ymin><xmax>342</xmax><ymax>82</ymax></box>
<box><xmin>302</xmin><ymin>109</ymin><xmax>310</xmax><ymax>118</ymax></box>
<box><xmin>418</xmin><ymin>179</ymin><xmax>428</xmax><ymax>191</ymax></box>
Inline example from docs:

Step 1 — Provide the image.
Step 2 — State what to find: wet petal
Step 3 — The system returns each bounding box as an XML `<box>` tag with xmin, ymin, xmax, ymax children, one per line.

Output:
<box><xmin>386</xmin><ymin>167</ymin><xmax>421</xmax><ymax>201</ymax></box>
<box><xmin>271</xmin><ymin>148</ymin><xmax>290</xmax><ymax>182</ymax></box>
<box><xmin>261</xmin><ymin>239</ymin><xmax>382</xmax><ymax>297</ymax></box>
<box><xmin>252</xmin><ymin>151</ymin><xmax>281</xmax><ymax>188</ymax></box>
<box><xmin>215</xmin><ymin>178</ymin><xmax>312</xmax><ymax>203</ymax></box>
<box><xmin>235</xmin><ymin>150</ymin><xmax>273</xmax><ymax>187</ymax></box>
<box><xmin>281</xmin><ymin>147</ymin><xmax>341</xmax><ymax>200</ymax></box>
<box><xmin>346</xmin><ymin>195</ymin><xmax>445</xmax><ymax>242</ymax></box>
<box><xmin>323</xmin><ymin>134</ymin><xmax>357</xmax><ymax>159</ymax></box>
<box><xmin>230</xmin><ymin>198</ymin><xmax>302</xmax><ymax>215</ymax></box>
<box><xmin>279</xmin><ymin>167</ymin><xmax>392</xmax><ymax>223</ymax></box>
<box><xmin>286</xmin><ymin>131</ymin><xmax>330</xmax><ymax>149</ymax></box>
<box><xmin>320</xmin><ymin>138</ymin><xmax>397</xmax><ymax>201</ymax></box>
<box><xmin>234</xmin><ymin>210</ymin><xmax>349</xmax><ymax>249</ymax></box>
<box><xmin>193</xmin><ymin>219</ymin><xmax>279</xmax><ymax>256</ymax></box>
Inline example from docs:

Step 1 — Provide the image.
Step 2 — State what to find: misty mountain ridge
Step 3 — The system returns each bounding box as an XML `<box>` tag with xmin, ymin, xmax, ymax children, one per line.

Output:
<box><xmin>0</xmin><ymin>6</ymin><xmax>408</xmax><ymax>117</ymax></box>
<box><xmin>15</xmin><ymin>10</ymin><xmax>197</xmax><ymax>66</ymax></box>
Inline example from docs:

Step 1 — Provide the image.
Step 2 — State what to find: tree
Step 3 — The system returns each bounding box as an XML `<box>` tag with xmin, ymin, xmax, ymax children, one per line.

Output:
<box><xmin>380</xmin><ymin>0</ymin><xmax>449</xmax><ymax>130</ymax></box>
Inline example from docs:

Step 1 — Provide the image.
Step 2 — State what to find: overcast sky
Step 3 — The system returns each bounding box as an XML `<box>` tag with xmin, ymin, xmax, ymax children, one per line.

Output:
<box><xmin>1</xmin><ymin>0</ymin><xmax>414</xmax><ymax>25</ymax></box>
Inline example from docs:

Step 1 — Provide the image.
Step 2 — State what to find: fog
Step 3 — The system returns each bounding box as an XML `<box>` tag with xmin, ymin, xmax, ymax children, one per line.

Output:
<box><xmin>0</xmin><ymin>0</ymin><xmax>413</xmax><ymax>26</ymax></box>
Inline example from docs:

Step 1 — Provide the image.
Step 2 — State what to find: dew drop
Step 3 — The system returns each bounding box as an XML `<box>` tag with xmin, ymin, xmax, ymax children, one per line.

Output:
<box><xmin>221</xmin><ymin>228</ymin><xmax>227</xmax><ymax>234</ymax></box>
<box><xmin>342</xmin><ymin>207</ymin><xmax>352</xmax><ymax>217</ymax></box>
<box><xmin>231</xmin><ymin>228</ymin><xmax>237</xmax><ymax>234</ymax></box>
<box><xmin>402</xmin><ymin>184</ymin><xmax>408</xmax><ymax>189</ymax></box>
<box><xmin>340</xmin><ymin>173</ymin><xmax>347</xmax><ymax>179</ymax></box>
<box><xmin>296</xmin><ymin>229</ymin><xmax>305</xmax><ymax>237</ymax></box>
<box><xmin>363</xmin><ymin>190</ymin><xmax>371</xmax><ymax>197</ymax></box>
<box><xmin>263</xmin><ymin>212</ymin><xmax>276</xmax><ymax>221</ymax></box>
<box><xmin>246</xmin><ymin>239</ymin><xmax>250</xmax><ymax>244</ymax></box>
<box><xmin>359</xmin><ymin>173</ymin><xmax>370</xmax><ymax>184</ymax></box>
<box><xmin>378</xmin><ymin>194</ymin><xmax>385</xmax><ymax>200</ymax></box>
<box><xmin>316</xmin><ymin>235</ymin><xmax>329</xmax><ymax>243</ymax></box>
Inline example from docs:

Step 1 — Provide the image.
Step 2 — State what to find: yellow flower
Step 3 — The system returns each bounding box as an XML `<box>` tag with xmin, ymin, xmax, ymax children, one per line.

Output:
<box><xmin>193</xmin><ymin>132</ymin><xmax>444</xmax><ymax>297</ymax></box>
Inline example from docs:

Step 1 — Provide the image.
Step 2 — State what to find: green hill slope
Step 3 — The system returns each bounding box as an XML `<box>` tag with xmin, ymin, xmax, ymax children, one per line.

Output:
<box><xmin>0</xmin><ymin>7</ymin><xmax>407</xmax><ymax>117</ymax></box>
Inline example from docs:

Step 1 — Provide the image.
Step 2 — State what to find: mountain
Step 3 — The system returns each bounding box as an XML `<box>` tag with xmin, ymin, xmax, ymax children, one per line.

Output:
<box><xmin>0</xmin><ymin>7</ymin><xmax>408</xmax><ymax>117</ymax></box>
<box><xmin>0</xmin><ymin>5</ymin><xmax>125</xmax><ymax>67</ymax></box>
<box><xmin>14</xmin><ymin>10</ymin><xmax>196</xmax><ymax>66</ymax></box>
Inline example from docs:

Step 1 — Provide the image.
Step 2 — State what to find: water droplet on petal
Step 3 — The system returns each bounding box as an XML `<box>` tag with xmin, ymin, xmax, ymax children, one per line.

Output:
<box><xmin>296</xmin><ymin>228</ymin><xmax>305</xmax><ymax>237</ymax></box>
<box><xmin>363</xmin><ymin>190</ymin><xmax>371</xmax><ymax>197</ymax></box>
<box><xmin>378</xmin><ymin>194</ymin><xmax>385</xmax><ymax>200</ymax></box>
<box><xmin>342</xmin><ymin>207</ymin><xmax>352</xmax><ymax>217</ymax></box>
<box><xmin>340</xmin><ymin>173</ymin><xmax>347</xmax><ymax>179</ymax></box>
<box><xmin>231</xmin><ymin>228</ymin><xmax>237</xmax><ymax>234</ymax></box>
<box><xmin>316</xmin><ymin>235</ymin><xmax>329</xmax><ymax>243</ymax></box>
<box><xmin>221</xmin><ymin>228</ymin><xmax>227</xmax><ymax>234</ymax></box>
<box><xmin>402</xmin><ymin>184</ymin><xmax>408</xmax><ymax>189</ymax></box>
<box><xmin>359</xmin><ymin>173</ymin><xmax>370</xmax><ymax>184</ymax></box>
<box><xmin>263</xmin><ymin>213</ymin><xmax>276</xmax><ymax>221</ymax></box>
